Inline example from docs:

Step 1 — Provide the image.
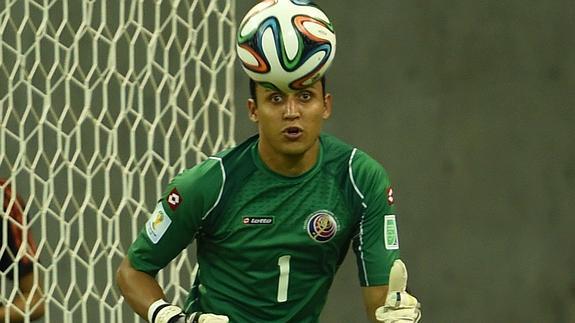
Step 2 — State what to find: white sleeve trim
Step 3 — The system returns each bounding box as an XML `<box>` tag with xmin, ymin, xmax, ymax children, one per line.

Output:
<box><xmin>201</xmin><ymin>156</ymin><xmax>225</xmax><ymax>220</ymax></box>
<box><xmin>349</xmin><ymin>148</ymin><xmax>364</xmax><ymax>201</ymax></box>
<box><xmin>348</xmin><ymin>148</ymin><xmax>370</xmax><ymax>286</ymax></box>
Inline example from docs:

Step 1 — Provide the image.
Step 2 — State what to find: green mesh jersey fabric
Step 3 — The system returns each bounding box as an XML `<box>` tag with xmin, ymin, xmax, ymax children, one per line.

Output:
<box><xmin>128</xmin><ymin>133</ymin><xmax>400</xmax><ymax>322</ymax></box>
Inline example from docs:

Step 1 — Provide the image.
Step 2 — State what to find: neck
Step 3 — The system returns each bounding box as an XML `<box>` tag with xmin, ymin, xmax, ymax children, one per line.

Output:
<box><xmin>258</xmin><ymin>140</ymin><xmax>320</xmax><ymax>177</ymax></box>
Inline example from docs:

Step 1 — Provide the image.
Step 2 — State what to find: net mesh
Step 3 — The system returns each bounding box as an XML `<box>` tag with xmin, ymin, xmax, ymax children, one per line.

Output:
<box><xmin>0</xmin><ymin>0</ymin><xmax>236</xmax><ymax>321</ymax></box>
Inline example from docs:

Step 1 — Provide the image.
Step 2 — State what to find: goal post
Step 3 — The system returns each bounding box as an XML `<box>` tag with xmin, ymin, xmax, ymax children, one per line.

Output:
<box><xmin>0</xmin><ymin>0</ymin><xmax>236</xmax><ymax>321</ymax></box>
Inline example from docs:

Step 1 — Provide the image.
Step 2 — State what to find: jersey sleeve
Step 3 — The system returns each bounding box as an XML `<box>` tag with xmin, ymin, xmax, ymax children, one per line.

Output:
<box><xmin>127</xmin><ymin>158</ymin><xmax>224</xmax><ymax>275</ymax></box>
<box><xmin>349</xmin><ymin>150</ymin><xmax>400</xmax><ymax>286</ymax></box>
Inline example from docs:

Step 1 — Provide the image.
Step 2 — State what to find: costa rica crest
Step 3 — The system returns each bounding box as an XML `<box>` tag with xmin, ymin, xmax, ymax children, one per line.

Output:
<box><xmin>305</xmin><ymin>210</ymin><xmax>338</xmax><ymax>243</ymax></box>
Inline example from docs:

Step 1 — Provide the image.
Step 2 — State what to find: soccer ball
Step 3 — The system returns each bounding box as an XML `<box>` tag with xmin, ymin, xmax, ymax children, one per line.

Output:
<box><xmin>236</xmin><ymin>0</ymin><xmax>336</xmax><ymax>93</ymax></box>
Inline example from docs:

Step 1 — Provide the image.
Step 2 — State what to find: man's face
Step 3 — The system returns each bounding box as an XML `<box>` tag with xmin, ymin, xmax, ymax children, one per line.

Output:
<box><xmin>247</xmin><ymin>81</ymin><xmax>332</xmax><ymax>157</ymax></box>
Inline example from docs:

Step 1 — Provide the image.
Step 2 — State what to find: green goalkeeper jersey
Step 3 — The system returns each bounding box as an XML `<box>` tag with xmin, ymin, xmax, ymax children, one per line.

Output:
<box><xmin>128</xmin><ymin>133</ymin><xmax>400</xmax><ymax>322</ymax></box>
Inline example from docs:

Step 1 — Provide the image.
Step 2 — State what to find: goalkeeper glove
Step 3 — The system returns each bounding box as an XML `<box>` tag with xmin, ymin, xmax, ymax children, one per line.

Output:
<box><xmin>375</xmin><ymin>259</ymin><xmax>422</xmax><ymax>323</ymax></box>
<box><xmin>148</xmin><ymin>299</ymin><xmax>229</xmax><ymax>323</ymax></box>
<box><xmin>185</xmin><ymin>312</ymin><xmax>229</xmax><ymax>323</ymax></box>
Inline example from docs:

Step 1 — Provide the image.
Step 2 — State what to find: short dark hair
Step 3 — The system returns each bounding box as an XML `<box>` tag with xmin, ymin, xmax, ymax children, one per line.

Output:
<box><xmin>249</xmin><ymin>77</ymin><xmax>327</xmax><ymax>102</ymax></box>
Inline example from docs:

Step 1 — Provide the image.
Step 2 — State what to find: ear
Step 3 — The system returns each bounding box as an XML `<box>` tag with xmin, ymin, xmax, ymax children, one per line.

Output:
<box><xmin>247</xmin><ymin>98</ymin><xmax>259</xmax><ymax>122</ymax></box>
<box><xmin>322</xmin><ymin>93</ymin><xmax>332</xmax><ymax>120</ymax></box>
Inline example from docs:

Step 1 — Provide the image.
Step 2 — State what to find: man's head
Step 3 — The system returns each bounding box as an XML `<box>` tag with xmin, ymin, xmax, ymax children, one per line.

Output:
<box><xmin>247</xmin><ymin>78</ymin><xmax>332</xmax><ymax>167</ymax></box>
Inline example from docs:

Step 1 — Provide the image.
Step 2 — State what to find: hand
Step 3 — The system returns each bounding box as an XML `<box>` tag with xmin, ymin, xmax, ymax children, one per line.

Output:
<box><xmin>186</xmin><ymin>312</ymin><xmax>230</xmax><ymax>323</ymax></box>
<box><xmin>375</xmin><ymin>259</ymin><xmax>421</xmax><ymax>323</ymax></box>
<box><xmin>148</xmin><ymin>300</ymin><xmax>229</xmax><ymax>323</ymax></box>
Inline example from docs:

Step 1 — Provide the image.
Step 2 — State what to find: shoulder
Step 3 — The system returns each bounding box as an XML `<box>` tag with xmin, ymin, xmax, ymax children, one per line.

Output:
<box><xmin>173</xmin><ymin>135</ymin><xmax>258</xmax><ymax>189</ymax></box>
<box><xmin>175</xmin><ymin>157</ymin><xmax>224</xmax><ymax>186</ymax></box>
<box><xmin>319</xmin><ymin>133</ymin><xmax>355</xmax><ymax>171</ymax></box>
<box><xmin>340</xmin><ymin>144</ymin><xmax>392</xmax><ymax>197</ymax></box>
<box><xmin>213</xmin><ymin>134</ymin><xmax>258</xmax><ymax>162</ymax></box>
<box><xmin>351</xmin><ymin>149</ymin><xmax>388</xmax><ymax>176</ymax></box>
<box><xmin>351</xmin><ymin>149</ymin><xmax>391</xmax><ymax>185</ymax></box>
<box><xmin>320</xmin><ymin>133</ymin><xmax>388</xmax><ymax>176</ymax></box>
<box><xmin>320</xmin><ymin>133</ymin><xmax>355</xmax><ymax>156</ymax></box>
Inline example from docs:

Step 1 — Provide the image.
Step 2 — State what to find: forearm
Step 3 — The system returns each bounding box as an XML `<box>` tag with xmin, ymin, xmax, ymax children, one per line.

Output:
<box><xmin>362</xmin><ymin>285</ymin><xmax>388</xmax><ymax>323</ymax></box>
<box><xmin>116</xmin><ymin>257</ymin><xmax>166</xmax><ymax>321</ymax></box>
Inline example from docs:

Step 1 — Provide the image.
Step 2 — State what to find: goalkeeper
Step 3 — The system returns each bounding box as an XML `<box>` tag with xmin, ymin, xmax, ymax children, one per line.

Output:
<box><xmin>116</xmin><ymin>1</ymin><xmax>421</xmax><ymax>323</ymax></box>
<box><xmin>116</xmin><ymin>77</ymin><xmax>421</xmax><ymax>323</ymax></box>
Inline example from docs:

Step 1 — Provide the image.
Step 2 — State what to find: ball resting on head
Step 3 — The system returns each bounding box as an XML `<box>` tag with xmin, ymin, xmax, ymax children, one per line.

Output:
<box><xmin>237</xmin><ymin>0</ymin><xmax>336</xmax><ymax>93</ymax></box>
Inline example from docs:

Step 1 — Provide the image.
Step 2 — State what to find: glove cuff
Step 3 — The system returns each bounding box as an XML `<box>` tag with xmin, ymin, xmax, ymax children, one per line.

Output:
<box><xmin>186</xmin><ymin>312</ymin><xmax>204</xmax><ymax>323</ymax></box>
<box><xmin>148</xmin><ymin>299</ymin><xmax>184</xmax><ymax>323</ymax></box>
<box><xmin>385</xmin><ymin>291</ymin><xmax>419</xmax><ymax>309</ymax></box>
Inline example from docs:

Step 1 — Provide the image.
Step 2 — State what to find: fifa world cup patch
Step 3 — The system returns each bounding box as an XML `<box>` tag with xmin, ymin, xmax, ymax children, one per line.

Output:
<box><xmin>305</xmin><ymin>210</ymin><xmax>338</xmax><ymax>243</ymax></box>
<box><xmin>167</xmin><ymin>188</ymin><xmax>182</xmax><ymax>211</ymax></box>
<box><xmin>242</xmin><ymin>216</ymin><xmax>274</xmax><ymax>225</ymax></box>
<box><xmin>146</xmin><ymin>203</ymin><xmax>172</xmax><ymax>244</ymax></box>
<box><xmin>384</xmin><ymin>215</ymin><xmax>399</xmax><ymax>250</ymax></box>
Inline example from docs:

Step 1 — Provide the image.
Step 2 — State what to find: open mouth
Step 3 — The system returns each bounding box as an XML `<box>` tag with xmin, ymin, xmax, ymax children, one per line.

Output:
<box><xmin>283</xmin><ymin>127</ymin><xmax>303</xmax><ymax>138</ymax></box>
<box><xmin>285</xmin><ymin>127</ymin><xmax>301</xmax><ymax>134</ymax></box>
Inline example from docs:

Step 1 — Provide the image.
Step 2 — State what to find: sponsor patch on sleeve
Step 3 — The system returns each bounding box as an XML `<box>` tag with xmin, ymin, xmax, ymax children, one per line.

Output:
<box><xmin>146</xmin><ymin>203</ymin><xmax>172</xmax><ymax>244</ymax></box>
<box><xmin>387</xmin><ymin>187</ymin><xmax>395</xmax><ymax>205</ymax></box>
<box><xmin>384</xmin><ymin>214</ymin><xmax>399</xmax><ymax>250</ymax></box>
<box><xmin>167</xmin><ymin>188</ymin><xmax>183</xmax><ymax>211</ymax></box>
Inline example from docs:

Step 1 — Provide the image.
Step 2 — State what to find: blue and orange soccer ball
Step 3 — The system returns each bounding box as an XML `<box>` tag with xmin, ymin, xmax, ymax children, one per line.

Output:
<box><xmin>237</xmin><ymin>0</ymin><xmax>336</xmax><ymax>93</ymax></box>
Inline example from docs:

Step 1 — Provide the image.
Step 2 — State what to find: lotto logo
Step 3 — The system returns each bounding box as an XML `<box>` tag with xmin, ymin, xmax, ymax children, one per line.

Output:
<box><xmin>167</xmin><ymin>188</ymin><xmax>182</xmax><ymax>211</ymax></box>
<box><xmin>243</xmin><ymin>217</ymin><xmax>274</xmax><ymax>225</ymax></box>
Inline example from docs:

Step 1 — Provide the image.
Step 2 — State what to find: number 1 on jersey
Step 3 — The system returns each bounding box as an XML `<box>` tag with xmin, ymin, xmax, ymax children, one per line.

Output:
<box><xmin>277</xmin><ymin>255</ymin><xmax>291</xmax><ymax>302</ymax></box>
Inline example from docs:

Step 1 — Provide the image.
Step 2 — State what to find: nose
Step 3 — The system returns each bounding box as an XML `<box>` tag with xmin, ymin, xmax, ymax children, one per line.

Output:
<box><xmin>284</xmin><ymin>97</ymin><xmax>300</xmax><ymax>120</ymax></box>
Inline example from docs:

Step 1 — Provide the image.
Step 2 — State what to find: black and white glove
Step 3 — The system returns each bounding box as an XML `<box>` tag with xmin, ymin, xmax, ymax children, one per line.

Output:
<box><xmin>375</xmin><ymin>260</ymin><xmax>422</xmax><ymax>323</ymax></box>
<box><xmin>148</xmin><ymin>299</ymin><xmax>229</xmax><ymax>323</ymax></box>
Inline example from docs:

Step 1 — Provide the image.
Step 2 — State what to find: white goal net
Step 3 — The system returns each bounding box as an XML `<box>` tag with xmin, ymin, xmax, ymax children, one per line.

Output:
<box><xmin>0</xmin><ymin>0</ymin><xmax>236</xmax><ymax>321</ymax></box>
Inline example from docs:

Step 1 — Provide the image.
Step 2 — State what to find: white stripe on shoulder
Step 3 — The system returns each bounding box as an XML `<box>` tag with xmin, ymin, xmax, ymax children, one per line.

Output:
<box><xmin>348</xmin><ymin>148</ymin><xmax>370</xmax><ymax>285</ymax></box>
<box><xmin>202</xmin><ymin>156</ymin><xmax>226</xmax><ymax>220</ymax></box>
<box><xmin>348</xmin><ymin>148</ymin><xmax>367</xmax><ymax>208</ymax></box>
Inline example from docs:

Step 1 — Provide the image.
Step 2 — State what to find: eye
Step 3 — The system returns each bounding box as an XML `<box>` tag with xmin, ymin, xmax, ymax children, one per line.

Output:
<box><xmin>299</xmin><ymin>91</ymin><xmax>312</xmax><ymax>101</ymax></box>
<box><xmin>269</xmin><ymin>93</ymin><xmax>283</xmax><ymax>103</ymax></box>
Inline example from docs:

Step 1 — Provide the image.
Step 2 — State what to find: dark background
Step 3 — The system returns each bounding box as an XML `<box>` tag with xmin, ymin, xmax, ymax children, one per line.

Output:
<box><xmin>234</xmin><ymin>1</ymin><xmax>575</xmax><ymax>322</ymax></box>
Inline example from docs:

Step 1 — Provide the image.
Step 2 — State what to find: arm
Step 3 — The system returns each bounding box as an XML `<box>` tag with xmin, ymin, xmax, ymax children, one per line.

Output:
<box><xmin>117</xmin><ymin>255</ymin><xmax>229</xmax><ymax>323</ymax></box>
<box><xmin>117</xmin><ymin>163</ymin><xmax>230</xmax><ymax>323</ymax></box>
<box><xmin>116</xmin><ymin>256</ymin><xmax>166</xmax><ymax>321</ymax></box>
<box><xmin>362</xmin><ymin>285</ymin><xmax>389</xmax><ymax>323</ymax></box>
<box><xmin>0</xmin><ymin>271</ymin><xmax>45</xmax><ymax>322</ymax></box>
<box><xmin>349</xmin><ymin>151</ymin><xmax>397</xmax><ymax>321</ymax></box>
<box><xmin>349</xmin><ymin>153</ymin><xmax>420</xmax><ymax>321</ymax></box>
